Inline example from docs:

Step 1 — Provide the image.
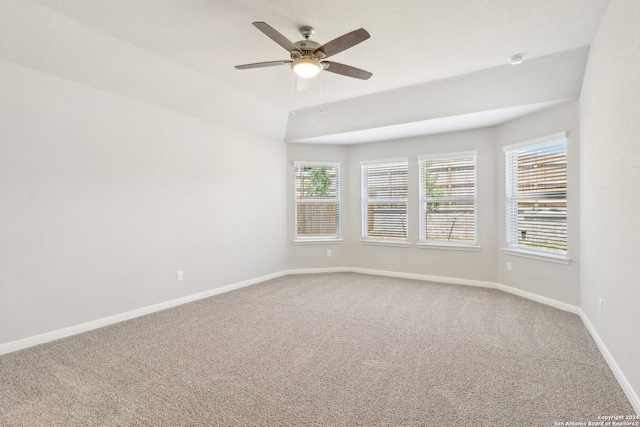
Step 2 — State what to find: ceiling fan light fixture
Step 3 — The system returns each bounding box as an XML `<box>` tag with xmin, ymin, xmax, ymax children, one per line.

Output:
<box><xmin>292</xmin><ymin>58</ymin><xmax>322</xmax><ymax>78</ymax></box>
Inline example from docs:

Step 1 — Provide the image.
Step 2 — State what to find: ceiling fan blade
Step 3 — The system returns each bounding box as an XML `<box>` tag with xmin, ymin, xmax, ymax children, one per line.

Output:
<box><xmin>253</xmin><ymin>22</ymin><xmax>301</xmax><ymax>53</ymax></box>
<box><xmin>322</xmin><ymin>61</ymin><xmax>372</xmax><ymax>80</ymax></box>
<box><xmin>235</xmin><ymin>60</ymin><xmax>291</xmax><ymax>70</ymax></box>
<box><xmin>315</xmin><ymin>28</ymin><xmax>370</xmax><ymax>59</ymax></box>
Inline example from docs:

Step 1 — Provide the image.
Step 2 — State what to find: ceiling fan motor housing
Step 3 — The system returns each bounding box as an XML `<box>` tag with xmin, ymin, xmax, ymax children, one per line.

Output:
<box><xmin>294</xmin><ymin>40</ymin><xmax>321</xmax><ymax>54</ymax></box>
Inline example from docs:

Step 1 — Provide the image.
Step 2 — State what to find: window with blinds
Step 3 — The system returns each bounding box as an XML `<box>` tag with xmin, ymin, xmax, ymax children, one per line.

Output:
<box><xmin>361</xmin><ymin>160</ymin><xmax>408</xmax><ymax>242</ymax></box>
<box><xmin>294</xmin><ymin>162</ymin><xmax>340</xmax><ymax>240</ymax></box>
<box><xmin>504</xmin><ymin>134</ymin><xmax>567</xmax><ymax>254</ymax></box>
<box><xmin>418</xmin><ymin>153</ymin><xmax>477</xmax><ymax>245</ymax></box>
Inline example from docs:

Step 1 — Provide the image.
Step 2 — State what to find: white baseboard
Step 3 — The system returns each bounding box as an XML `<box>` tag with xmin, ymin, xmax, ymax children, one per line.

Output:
<box><xmin>286</xmin><ymin>267</ymin><xmax>351</xmax><ymax>275</ymax></box>
<box><xmin>287</xmin><ymin>267</ymin><xmax>498</xmax><ymax>291</ymax></box>
<box><xmin>579</xmin><ymin>311</ymin><xmax>640</xmax><ymax>415</ymax></box>
<box><xmin>0</xmin><ymin>270</ymin><xmax>287</xmax><ymax>357</ymax></box>
<box><xmin>349</xmin><ymin>267</ymin><xmax>582</xmax><ymax>315</ymax></box>
<box><xmin>348</xmin><ymin>267</ymin><xmax>499</xmax><ymax>289</ymax></box>
<box><xmin>493</xmin><ymin>282</ymin><xmax>581</xmax><ymax>314</ymax></box>
<box><xmin>1</xmin><ymin>267</ymin><xmax>637</xmax><ymax>415</ymax></box>
<box><xmin>290</xmin><ymin>266</ymin><xmax>581</xmax><ymax>314</ymax></box>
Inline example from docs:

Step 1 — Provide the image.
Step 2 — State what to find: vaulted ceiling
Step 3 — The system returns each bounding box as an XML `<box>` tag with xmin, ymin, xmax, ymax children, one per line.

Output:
<box><xmin>3</xmin><ymin>0</ymin><xmax>611</xmax><ymax>142</ymax></box>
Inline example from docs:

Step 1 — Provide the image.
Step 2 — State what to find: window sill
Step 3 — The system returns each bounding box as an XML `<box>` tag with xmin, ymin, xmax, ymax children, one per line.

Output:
<box><xmin>502</xmin><ymin>248</ymin><xmax>570</xmax><ymax>264</ymax></box>
<box><xmin>360</xmin><ymin>239</ymin><xmax>411</xmax><ymax>248</ymax></box>
<box><xmin>293</xmin><ymin>238</ymin><xmax>343</xmax><ymax>245</ymax></box>
<box><xmin>417</xmin><ymin>243</ymin><xmax>480</xmax><ymax>252</ymax></box>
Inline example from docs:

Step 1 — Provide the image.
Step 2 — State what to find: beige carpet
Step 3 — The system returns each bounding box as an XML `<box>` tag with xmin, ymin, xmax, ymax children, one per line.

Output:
<box><xmin>0</xmin><ymin>273</ymin><xmax>634</xmax><ymax>426</ymax></box>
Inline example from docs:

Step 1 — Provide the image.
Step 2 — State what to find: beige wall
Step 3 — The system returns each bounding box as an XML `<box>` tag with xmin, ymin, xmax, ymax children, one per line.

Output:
<box><xmin>286</xmin><ymin>144</ymin><xmax>350</xmax><ymax>270</ymax></box>
<box><xmin>0</xmin><ymin>60</ymin><xmax>288</xmax><ymax>345</ymax></box>
<box><xmin>287</xmin><ymin>104</ymin><xmax>582</xmax><ymax>306</ymax></box>
<box><xmin>288</xmin><ymin>127</ymin><xmax>498</xmax><ymax>282</ymax></box>
<box><xmin>495</xmin><ymin>101</ymin><xmax>581</xmax><ymax>305</ymax></box>
<box><xmin>346</xmin><ymin>129</ymin><xmax>498</xmax><ymax>281</ymax></box>
<box><xmin>580</xmin><ymin>0</ymin><xmax>640</xmax><ymax>409</ymax></box>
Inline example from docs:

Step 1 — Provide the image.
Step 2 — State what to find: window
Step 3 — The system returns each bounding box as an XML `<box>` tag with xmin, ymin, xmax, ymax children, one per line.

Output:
<box><xmin>504</xmin><ymin>133</ymin><xmax>567</xmax><ymax>256</ymax></box>
<box><xmin>361</xmin><ymin>159</ymin><xmax>409</xmax><ymax>244</ymax></box>
<box><xmin>418</xmin><ymin>152</ymin><xmax>477</xmax><ymax>247</ymax></box>
<box><xmin>294</xmin><ymin>162</ymin><xmax>340</xmax><ymax>242</ymax></box>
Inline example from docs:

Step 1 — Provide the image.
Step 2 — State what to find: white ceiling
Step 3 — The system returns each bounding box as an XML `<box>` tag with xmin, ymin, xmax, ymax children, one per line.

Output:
<box><xmin>295</xmin><ymin>100</ymin><xmax>571</xmax><ymax>144</ymax></box>
<box><xmin>8</xmin><ymin>0</ymin><xmax>611</xmax><ymax>142</ymax></box>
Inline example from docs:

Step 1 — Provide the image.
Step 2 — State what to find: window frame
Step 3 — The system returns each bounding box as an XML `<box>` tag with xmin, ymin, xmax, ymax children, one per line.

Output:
<box><xmin>503</xmin><ymin>133</ymin><xmax>570</xmax><ymax>263</ymax></box>
<box><xmin>360</xmin><ymin>158</ymin><xmax>410</xmax><ymax>247</ymax></box>
<box><xmin>417</xmin><ymin>151</ymin><xmax>479</xmax><ymax>250</ymax></box>
<box><xmin>293</xmin><ymin>161</ymin><xmax>342</xmax><ymax>244</ymax></box>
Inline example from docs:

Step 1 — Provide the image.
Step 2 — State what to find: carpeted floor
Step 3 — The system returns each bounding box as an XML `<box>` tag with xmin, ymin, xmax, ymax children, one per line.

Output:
<box><xmin>0</xmin><ymin>273</ymin><xmax>634</xmax><ymax>426</ymax></box>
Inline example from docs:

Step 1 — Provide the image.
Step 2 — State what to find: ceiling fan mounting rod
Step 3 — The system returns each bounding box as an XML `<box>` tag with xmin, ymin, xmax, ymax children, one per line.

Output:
<box><xmin>299</xmin><ymin>26</ymin><xmax>315</xmax><ymax>40</ymax></box>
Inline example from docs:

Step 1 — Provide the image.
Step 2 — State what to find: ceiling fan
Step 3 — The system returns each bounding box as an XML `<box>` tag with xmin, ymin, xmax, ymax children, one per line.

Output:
<box><xmin>235</xmin><ymin>22</ymin><xmax>372</xmax><ymax>80</ymax></box>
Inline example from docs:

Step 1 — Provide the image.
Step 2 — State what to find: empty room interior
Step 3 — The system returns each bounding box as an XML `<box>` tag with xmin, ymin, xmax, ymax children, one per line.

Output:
<box><xmin>1</xmin><ymin>0</ymin><xmax>639</xmax><ymax>425</ymax></box>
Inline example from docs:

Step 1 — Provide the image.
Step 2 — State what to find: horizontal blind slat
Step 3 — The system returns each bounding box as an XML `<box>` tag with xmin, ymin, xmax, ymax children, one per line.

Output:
<box><xmin>505</xmin><ymin>138</ymin><xmax>567</xmax><ymax>253</ymax></box>
<box><xmin>362</xmin><ymin>161</ymin><xmax>409</xmax><ymax>240</ymax></box>
<box><xmin>295</xmin><ymin>164</ymin><xmax>340</xmax><ymax>238</ymax></box>
<box><xmin>419</xmin><ymin>155</ymin><xmax>476</xmax><ymax>244</ymax></box>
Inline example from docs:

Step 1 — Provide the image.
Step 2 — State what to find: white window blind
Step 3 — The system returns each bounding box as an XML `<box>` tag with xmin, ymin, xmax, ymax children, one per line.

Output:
<box><xmin>361</xmin><ymin>160</ymin><xmax>408</xmax><ymax>241</ymax></box>
<box><xmin>294</xmin><ymin>163</ymin><xmax>340</xmax><ymax>240</ymax></box>
<box><xmin>504</xmin><ymin>135</ymin><xmax>567</xmax><ymax>254</ymax></box>
<box><xmin>419</xmin><ymin>153</ymin><xmax>477</xmax><ymax>245</ymax></box>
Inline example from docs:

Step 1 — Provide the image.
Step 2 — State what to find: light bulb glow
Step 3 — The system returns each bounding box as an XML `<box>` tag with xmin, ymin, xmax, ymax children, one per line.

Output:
<box><xmin>292</xmin><ymin>58</ymin><xmax>322</xmax><ymax>78</ymax></box>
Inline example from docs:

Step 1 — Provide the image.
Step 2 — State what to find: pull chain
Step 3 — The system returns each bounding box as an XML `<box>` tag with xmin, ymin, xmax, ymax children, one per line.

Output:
<box><xmin>290</xmin><ymin>71</ymin><xmax>296</xmax><ymax>116</ymax></box>
<box><xmin>319</xmin><ymin>69</ymin><xmax>324</xmax><ymax>113</ymax></box>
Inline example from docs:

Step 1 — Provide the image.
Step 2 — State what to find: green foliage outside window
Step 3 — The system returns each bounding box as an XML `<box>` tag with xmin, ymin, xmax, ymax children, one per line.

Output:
<box><xmin>424</xmin><ymin>161</ymin><xmax>444</xmax><ymax>210</ymax></box>
<box><xmin>305</xmin><ymin>166</ymin><xmax>331</xmax><ymax>197</ymax></box>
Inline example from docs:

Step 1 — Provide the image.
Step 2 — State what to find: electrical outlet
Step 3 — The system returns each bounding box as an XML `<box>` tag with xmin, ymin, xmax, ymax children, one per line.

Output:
<box><xmin>326</xmin><ymin>249</ymin><xmax>332</xmax><ymax>257</ymax></box>
<box><xmin>506</xmin><ymin>262</ymin><xmax>512</xmax><ymax>272</ymax></box>
<box><xmin>177</xmin><ymin>271</ymin><xmax>184</xmax><ymax>282</ymax></box>
<box><xmin>599</xmin><ymin>298</ymin><xmax>603</xmax><ymax>316</ymax></box>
